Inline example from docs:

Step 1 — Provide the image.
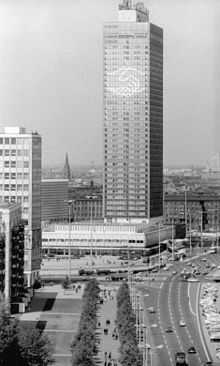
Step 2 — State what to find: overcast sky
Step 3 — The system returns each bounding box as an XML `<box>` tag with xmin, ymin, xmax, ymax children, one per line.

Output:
<box><xmin>0</xmin><ymin>0</ymin><xmax>219</xmax><ymax>167</ymax></box>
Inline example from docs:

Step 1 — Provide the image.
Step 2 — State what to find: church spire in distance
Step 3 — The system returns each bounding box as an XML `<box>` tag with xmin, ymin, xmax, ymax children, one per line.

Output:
<box><xmin>63</xmin><ymin>153</ymin><xmax>71</xmax><ymax>181</ymax></box>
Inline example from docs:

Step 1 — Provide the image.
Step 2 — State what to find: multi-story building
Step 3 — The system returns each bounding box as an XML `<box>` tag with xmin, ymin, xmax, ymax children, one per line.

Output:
<box><xmin>69</xmin><ymin>184</ymin><xmax>103</xmax><ymax>222</ymax></box>
<box><xmin>0</xmin><ymin>127</ymin><xmax>41</xmax><ymax>287</ymax></box>
<box><xmin>164</xmin><ymin>193</ymin><xmax>220</xmax><ymax>232</ymax></box>
<box><xmin>41</xmin><ymin>179</ymin><xmax>69</xmax><ymax>223</ymax></box>
<box><xmin>103</xmin><ymin>1</ymin><xmax>163</xmax><ymax>224</ymax></box>
<box><xmin>0</xmin><ymin>202</ymin><xmax>25</xmax><ymax>313</ymax></box>
<box><xmin>210</xmin><ymin>153</ymin><xmax>220</xmax><ymax>173</ymax></box>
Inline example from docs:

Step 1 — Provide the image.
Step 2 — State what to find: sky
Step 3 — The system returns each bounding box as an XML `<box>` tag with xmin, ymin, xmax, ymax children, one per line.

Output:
<box><xmin>0</xmin><ymin>0</ymin><xmax>219</xmax><ymax>167</ymax></box>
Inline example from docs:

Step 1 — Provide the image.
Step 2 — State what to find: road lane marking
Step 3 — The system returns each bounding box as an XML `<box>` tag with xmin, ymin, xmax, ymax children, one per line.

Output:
<box><xmin>196</xmin><ymin>282</ymin><xmax>210</xmax><ymax>361</ymax></box>
<box><xmin>188</xmin><ymin>283</ymin><xmax>197</xmax><ymax>316</ymax></box>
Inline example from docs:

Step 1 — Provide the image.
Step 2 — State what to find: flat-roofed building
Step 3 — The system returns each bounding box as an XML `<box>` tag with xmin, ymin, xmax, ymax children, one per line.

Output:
<box><xmin>41</xmin><ymin>179</ymin><xmax>69</xmax><ymax>223</ymax></box>
<box><xmin>0</xmin><ymin>126</ymin><xmax>41</xmax><ymax>287</ymax></box>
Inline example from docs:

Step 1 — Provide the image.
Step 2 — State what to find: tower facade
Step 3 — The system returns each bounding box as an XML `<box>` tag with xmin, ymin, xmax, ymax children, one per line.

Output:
<box><xmin>0</xmin><ymin>127</ymin><xmax>41</xmax><ymax>286</ymax></box>
<box><xmin>103</xmin><ymin>1</ymin><xmax>163</xmax><ymax>223</ymax></box>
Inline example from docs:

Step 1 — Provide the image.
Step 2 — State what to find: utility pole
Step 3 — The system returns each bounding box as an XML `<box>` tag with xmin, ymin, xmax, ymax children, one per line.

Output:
<box><xmin>64</xmin><ymin>199</ymin><xmax>75</xmax><ymax>285</ymax></box>
<box><xmin>86</xmin><ymin>195</ymin><xmax>97</xmax><ymax>270</ymax></box>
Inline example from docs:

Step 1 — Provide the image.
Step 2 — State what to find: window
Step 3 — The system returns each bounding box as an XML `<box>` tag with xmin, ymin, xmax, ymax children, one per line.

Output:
<box><xmin>11</xmin><ymin>138</ymin><xmax>16</xmax><ymax>144</ymax></box>
<box><xmin>24</xmin><ymin>161</ymin><xmax>29</xmax><ymax>168</ymax></box>
<box><xmin>0</xmin><ymin>150</ymin><xmax>2</xmax><ymax>156</ymax></box>
<box><xmin>17</xmin><ymin>185</ymin><xmax>22</xmax><ymax>191</ymax></box>
<box><xmin>23</xmin><ymin>196</ymin><xmax>28</xmax><ymax>203</ymax></box>
<box><xmin>4</xmin><ymin>138</ymin><xmax>9</xmax><ymax>144</ymax></box>
<box><xmin>17</xmin><ymin>150</ymin><xmax>22</xmax><ymax>156</ymax></box>
<box><xmin>24</xmin><ymin>184</ymin><xmax>29</xmax><ymax>191</ymax></box>
<box><xmin>4</xmin><ymin>196</ymin><xmax>9</xmax><ymax>202</ymax></box>
<box><xmin>4</xmin><ymin>184</ymin><xmax>9</xmax><ymax>190</ymax></box>
<box><xmin>17</xmin><ymin>196</ymin><xmax>22</xmax><ymax>202</ymax></box>
<box><xmin>11</xmin><ymin>150</ymin><xmax>16</xmax><ymax>156</ymax></box>
<box><xmin>4</xmin><ymin>161</ymin><xmax>10</xmax><ymax>168</ymax></box>
<box><xmin>11</xmin><ymin>196</ymin><xmax>16</xmax><ymax>202</ymax></box>
<box><xmin>0</xmin><ymin>138</ymin><xmax>3</xmax><ymax>144</ymax></box>
<box><xmin>11</xmin><ymin>184</ymin><xmax>16</xmax><ymax>191</ymax></box>
<box><xmin>11</xmin><ymin>161</ymin><xmax>16</xmax><ymax>168</ymax></box>
<box><xmin>17</xmin><ymin>173</ymin><xmax>22</xmax><ymax>180</ymax></box>
<box><xmin>24</xmin><ymin>173</ymin><xmax>29</xmax><ymax>180</ymax></box>
<box><xmin>5</xmin><ymin>150</ymin><xmax>9</xmax><ymax>156</ymax></box>
<box><xmin>23</xmin><ymin>150</ymin><xmax>29</xmax><ymax>156</ymax></box>
<box><xmin>11</xmin><ymin>173</ymin><xmax>16</xmax><ymax>179</ymax></box>
<box><xmin>4</xmin><ymin>173</ymin><xmax>9</xmax><ymax>179</ymax></box>
<box><xmin>23</xmin><ymin>208</ymin><xmax>28</xmax><ymax>214</ymax></box>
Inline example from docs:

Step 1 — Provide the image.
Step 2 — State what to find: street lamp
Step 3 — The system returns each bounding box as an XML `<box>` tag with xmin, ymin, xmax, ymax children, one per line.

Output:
<box><xmin>86</xmin><ymin>195</ymin><xmax>97</xmax><ymax>270</ymax></box>
<box><xmin>64</xmin><ymin>199</ymin><xmax>75</xmax><ymax>285</ymax></box>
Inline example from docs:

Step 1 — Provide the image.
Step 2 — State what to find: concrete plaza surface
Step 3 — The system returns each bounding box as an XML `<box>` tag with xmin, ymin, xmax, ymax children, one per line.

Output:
<box><xmin>19</xmin><ymin>282</ymin><xmax>121</xmax><ymax>366</ymax></box>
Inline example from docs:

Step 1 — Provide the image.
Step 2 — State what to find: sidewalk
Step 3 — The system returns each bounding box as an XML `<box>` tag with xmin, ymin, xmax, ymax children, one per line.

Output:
<box><xmin>96</xmin><ymin>284</ymin><xmax>120</xmax><ymax>366</ymax></box>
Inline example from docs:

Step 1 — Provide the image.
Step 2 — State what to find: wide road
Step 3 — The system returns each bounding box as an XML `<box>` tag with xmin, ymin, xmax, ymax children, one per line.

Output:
<box><xmin>141</xmin><ymin>274</ymin><xmax>211</xmax><ymax>366</ymax></box>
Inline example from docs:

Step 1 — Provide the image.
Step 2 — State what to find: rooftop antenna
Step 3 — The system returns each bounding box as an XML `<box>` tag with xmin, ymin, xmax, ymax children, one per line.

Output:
<box><xmin>119</xmin><ymin>0</ymin><xmax>132</xmax><ymax>10</ymax></box>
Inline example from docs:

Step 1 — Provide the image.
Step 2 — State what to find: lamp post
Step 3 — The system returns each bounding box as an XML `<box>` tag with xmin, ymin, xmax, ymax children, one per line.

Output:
<box><xmin>171</xmin><ymin>217</ymin><xmax>174</xmax><ymax>263</ymax></box>
<box><xmin>157</xmin><ymin>222</ymin><xmax>161</xmax><ymax>270</ymax></box>
<box><xmin>64</xmin><ymin>199</ymin><xmax>75</xmax><ymax>285</ymax></box>
<box><xmin>86</xmin><ymin>195</ymin><xmax>97</xmax><ymax>270</ymax></box>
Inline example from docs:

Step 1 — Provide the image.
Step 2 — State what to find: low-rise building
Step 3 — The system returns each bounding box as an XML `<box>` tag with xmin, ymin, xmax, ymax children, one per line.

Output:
<box><xmin>42</xmin><ymin>222</ymin><xmax>174</xmax><ymax>256</ymax></box>
<box><xmin>164</xmin><ymin>193</ymin><xmax>220</xmax><ymax>231</ymax></box>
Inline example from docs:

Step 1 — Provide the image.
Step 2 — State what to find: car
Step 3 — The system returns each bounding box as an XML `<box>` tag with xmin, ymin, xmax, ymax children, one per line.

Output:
<box><xmin>179</xmin><ymin>320</ymin><xmax>186</xmax><ymax>327</ymax></box>
<box><xmin>172</xmin><ymin>270</ymin><xmax>177</xmax><ymax>275</ymax></box>
<box><xmin>204</xmin><ymin>361</ymin><xmax>213</xmax><ymax>366</ymax></box>
<box><xmin>165</xmin><ymin>326</ymin><xmax>173</xmax><ymax>333</ymax></box>
<box><xmin>152</xmin><ymin>268</ymin><xmax>158</xmax><ymax>273</ymax></box>
<box><xmin>188</xmin><ymin>346</ymin><xmax>197</xmax><ymax>354</ymax></box>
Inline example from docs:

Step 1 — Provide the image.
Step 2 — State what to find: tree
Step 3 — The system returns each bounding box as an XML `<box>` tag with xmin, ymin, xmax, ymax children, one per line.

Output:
<box><xmin>18</xmin><ymin>328</ymin><xmax>54</xmax><ymax>366</ymax></box>
<box><xmin>0</xmin><ymin>296</ymin><xmax>54</xmax><ymax>366</ymax></box>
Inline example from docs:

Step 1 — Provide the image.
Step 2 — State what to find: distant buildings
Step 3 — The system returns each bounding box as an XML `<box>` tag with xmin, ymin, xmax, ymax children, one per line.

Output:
<box><xmin>69</xmin><ymin>183</ymin><xmax>103</xmax><ymax>221</ymax></box>
<box><xmin>0</xmin><ymin>127</ymin><xmax>41</xmax><ymax>287</ymax></box>
<box><xmin>210</xmin><ymin>153</ymin><xmax>220</xmax><ymax>173</ymax></box>
<box><xmin>103</xmin><ymin>1</ymin><xmax>163</xmax><ymax>224</ymax></box>
<box><xmin>0</xmin><ymin>202</ymin><xmax>25</xmax><ymax>313</ymax></box>
<box><xmin>164</xmin><ymin>193</ymin><xmax>220</xmax><ymax>231</ymax></box>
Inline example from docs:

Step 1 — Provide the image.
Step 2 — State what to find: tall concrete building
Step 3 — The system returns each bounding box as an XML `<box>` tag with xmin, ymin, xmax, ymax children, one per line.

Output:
<box><xmin>0</xmin><ymin>127</ymin><xmax>41</xmax><ymax>286</ymax></box>
<box><xmin>103</xmin><ymin>1</ymin><xmax>163</xmax><ymax>224</ymax></box>
<box><xmin>0</xmin><ymin>202</ymin><xmax>25</xmax><ymax>312</ymax></box>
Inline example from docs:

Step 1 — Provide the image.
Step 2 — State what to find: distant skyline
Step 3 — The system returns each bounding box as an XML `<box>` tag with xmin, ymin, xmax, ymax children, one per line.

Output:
<box><xmin>0</xmin><ymin>0</ymin><xmax>219</xmax><ymax>167</ymax></box>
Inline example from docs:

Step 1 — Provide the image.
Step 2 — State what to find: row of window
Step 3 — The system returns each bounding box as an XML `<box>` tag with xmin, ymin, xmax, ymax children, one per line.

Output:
<box><xmin>0</xmin><ymin>184</ymin><xmax>29</xmax><ymax>191</ymax></box>
<box><xmin>3</xmin><ymin>161</ymin><xmax>29</xmax><ymax>168</ymax></box>
<box><xmin>0</xmin><ymin>149</ymin><xmax>29</xmax><ymax>157</ymax></box>
<box><xmin>0</xmin><ymin>172</ymin><xmax>29</xmax><ymax>180</ymax></box>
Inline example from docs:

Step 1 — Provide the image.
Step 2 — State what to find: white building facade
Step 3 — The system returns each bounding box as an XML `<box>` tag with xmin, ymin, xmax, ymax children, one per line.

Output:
<box><xmin>0</xmin><ymin>127</ymin><xmax>41</xmax><ymax>286</ymax></box>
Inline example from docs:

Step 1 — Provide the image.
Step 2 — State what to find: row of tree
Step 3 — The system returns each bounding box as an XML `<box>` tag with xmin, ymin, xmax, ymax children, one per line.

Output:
<box><xmin>116</xmin><ymin>282</ymin><xmax>143</xmax><ymax>366</ymax></box>
<box><xmin>0</xmin><ymin>297</ymin><xmax>54</xmax><ymax>366</ymax></box>
<box><xmin>71</xmin><ymin>278</ymin><xmax>100</xmax><ymax>366</ymax></box>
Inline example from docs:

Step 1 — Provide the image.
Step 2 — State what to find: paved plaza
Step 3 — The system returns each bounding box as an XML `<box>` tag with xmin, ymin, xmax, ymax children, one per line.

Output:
<box><xmin>19</xmin><ymin>282</ymin><xmax>121</xmax><ymax>366</ymax></box>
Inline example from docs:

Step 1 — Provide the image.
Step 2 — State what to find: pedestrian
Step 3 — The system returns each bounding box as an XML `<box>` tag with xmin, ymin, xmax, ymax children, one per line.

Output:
<box><xmin>109</xmin><ymin>351</ymin><xmax>111</xmax><ymax>359</ymax></box>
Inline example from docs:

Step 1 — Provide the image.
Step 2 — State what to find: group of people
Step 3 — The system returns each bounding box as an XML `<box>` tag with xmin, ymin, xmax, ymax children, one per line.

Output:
<box><xmin>104</xmin><ymin>351</ymin><xmax>118</xmax><ymax>366</ymax></box>
<box><xmin>112</xmin><ymin>328</ymin><xmax>118</xmax><ymax>340</ymax></box>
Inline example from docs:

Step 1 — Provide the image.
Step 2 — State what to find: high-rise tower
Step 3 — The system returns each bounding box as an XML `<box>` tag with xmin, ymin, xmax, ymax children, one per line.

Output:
<box><xmin>0</xmin><ymin>127</ymin><xmax>41</xmax><ymax>286</ymax></box>
<box><xmin>103</xmin><ymin>1</ymin><xmax>163</xmax><ymax>224</ymax></box>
